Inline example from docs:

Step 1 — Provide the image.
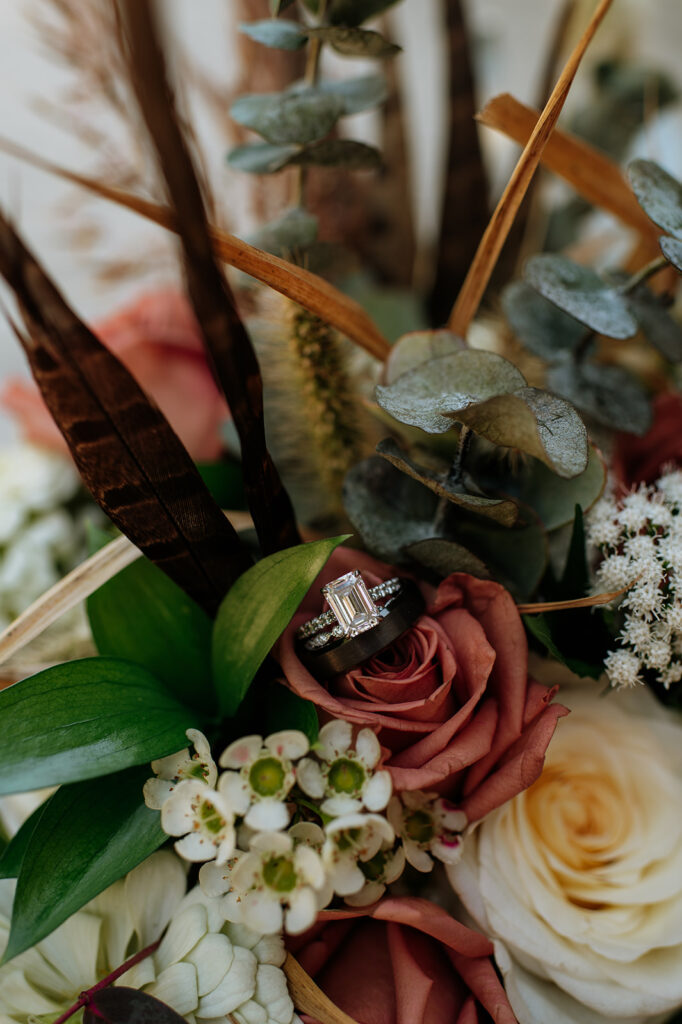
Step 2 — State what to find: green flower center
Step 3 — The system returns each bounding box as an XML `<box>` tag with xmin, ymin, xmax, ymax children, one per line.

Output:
<box><xmin>249</xmin><ymin>756</ymin><xmax>286</xmax><ymax>797</ymax></box>
<box><xmin>336</xmin><ymin>827</ymin><xmax>362</xmax><ymax>852</ymax></box>
<box><xmin>263</xmin><ymin>855</ymin><xmax>297</xmax><ymax>893</ymax></box>
<box><xmin>405</xmin><ymin>810</ymin><xmax>434</xmax><ymax>845</ymax></box>
<box><xmin>187</xmin><ymin>761</ymin><xmax>209</xmax><ymax>781</ymax></box>
<box><xmin>328</xmin><ymin>757</ymin><xmax>365</xmax><ymax>794</ymax></box>
<box><xmin>360</xmin><ymin>849</ymin><xmax>388</xmax><ymax>882</ymax></box>
<box><xmin>198</xmin><ymin>800</ymin><xmax>225</xmax><ymax>835</ymax></box>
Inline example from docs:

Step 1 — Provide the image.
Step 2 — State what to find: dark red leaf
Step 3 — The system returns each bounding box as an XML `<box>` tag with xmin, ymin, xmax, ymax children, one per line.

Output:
<box><xmin>84</xmin><ymin>987</ymin><xmax>187</xmax><ymax>1024</ymax></box>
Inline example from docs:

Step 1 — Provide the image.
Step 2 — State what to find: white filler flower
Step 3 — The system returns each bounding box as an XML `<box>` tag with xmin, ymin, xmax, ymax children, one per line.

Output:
<box><xmin>296</xmin><ymin>719</ymin><xmax>392</xmax><ymax>817</ymax></box>
<box><xmin>144</xmin><ymin>729</ymin><xmax>218</xmax><ymax>810</ymax></box>
<box><xmin>448</xmin><ymin>686</ymin><xmax>682</xmax><ymax>1024</ymax></box>
<box><xmin>322</xmin><ymin>812</ymin><xmax>395</xmax><ymax>897</ymax></box>
<box><xmin>387</xmin><ymin>791</ymin><xmax>467</xmax><ymax>871</ymax></box>
<box><xmin>219</xmin><ymin>731</ymin><xmax>308</xmax><ymax>831</ymax></box>
<box><xmin>0</xmin><ymin>853</ymin><xmax>300</xmax><ymax>1024</ymax></box>
<box><xmin>161</xmin><ymin>778</ymin><xmax>236</xmax><ymax>864</ymax></box>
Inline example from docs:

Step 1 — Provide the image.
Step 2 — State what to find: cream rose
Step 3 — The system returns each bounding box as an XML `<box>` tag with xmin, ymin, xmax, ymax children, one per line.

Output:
<box><xmin>448</xmin><ymin>685</ymin><xmax>682</xmax><ymax>1024</ymax></box>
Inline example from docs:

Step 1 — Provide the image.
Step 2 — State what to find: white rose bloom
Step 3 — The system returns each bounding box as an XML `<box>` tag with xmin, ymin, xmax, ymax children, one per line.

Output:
<box><xmin>448</xmin><ymin>685</ymin><xmax>682</xmax><ymax>1024</ymax></box>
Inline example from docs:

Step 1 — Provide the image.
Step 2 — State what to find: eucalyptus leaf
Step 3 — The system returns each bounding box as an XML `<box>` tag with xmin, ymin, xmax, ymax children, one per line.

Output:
<box><xmin>376</xmin><ymin>437</ymin><xmax>520</xmax><ymax>525</ymax></box>
<box><xmin>212</xmin><ymin>536</ymin><xmax>347</xmax><ymax>717</ymax></box>
<box><xmin>626</xmin><ymin>287</ymin><xmax>682</xmax><ymax>362</ymax></box>
<box><xmin>376</xmin><ymin>350</ymin><xmax>526</xmax><ymax>434</ymax></box>
<box><xmin>404</xmin><ymin>538</ymin><xmax>491</xmax><ymax>580</ymax></box>
<box><xmin>246</xmin><ymin>207</ymin><xmax>318</xmax><ymax>256</ymax></box>
<box><xmin>344</xmin><ymin>456</ymin><xmax>440</xmax><ymax>565</ymax></box>
<box><xmin>661</xmin><ymin>236</ymin><xmax>682</xmax><ymax>273</ymax></box>
<box><xmin>383</xmin><ymin>330</ymin><xmax>466</xmax><ymax>385</ymax></box>
<box><xmin>628</xmin><ymin>159</ymin><xmax>682</xmax><ymax>238</ymax></box>
<box><xmin>265</xmin><ymin>684</ymin><xmax>319</xmax><ymax>743</ymax></box>
<box><xmin>84</xmin><ymin>988</ymin><xmax>188</xmax><ymax>1024</ymax></box>
<box><xmin>269</xmin><ymin>0</ymin><xmax>297</xmax><ymax>14</ymax></box>
<box><xmin>87</xmin><ymin>557</ymin><xmax>215</xmax><ymax>714</ymax></box>
<box><xmin>306</xmin><ymin>26</ymin><xmax>400</xmax><ymax>58</ymax></box>
<box><xmin>227</xmin><ymin>142</ymin><xmax>299</xmax><ymax>174</ymax></box>
<box><xmin>547</xmin><ymin>357</ymin><xmax>651</xmax><ymax>435</ymax></box>
<box><xmin>525</xmin><ymin>254</ymin><xmax>638</xmax><ymax>339</ymax></box>
<box><xmin>0</xmin><ymin>658</ymin><xmax>196</xmax><ymax>795</ymax></box>
<box><xmin>502</xmin><ymin>280</ymin><xmax>587</xmax><ymax>360</ymax></box>
<box><xmin>239</xmin><ymin>19</ymin><xmax>307</xmax><ymax>50</ymax></box>
<box><xmin>2</xmin><ymin>767</ymin><xmax>164</xmax><ymax>963</ymax></box>
<box><xmin>329</xmin><ymin>0</ymin><xmax>400</xmax><ymax>26</ymax></box>
<box><xmin>453</xmin><ymin>518</ymin><xmax>548</xmax><ymax>600</ymax></box>
<box><xmin>230</xmin><ymin>90</ymin><xmax>345</xmax><ymax>145</ymax></box>
<box><xmin>289</xmin><ymin>138</ymin><xmax>382</xmax><ymax>169</ymax></box>
<box><xmin>317</xmin><ymin>75</ymin><xmax>388</xmax><ymax>115</ymax></box>
<box><xmin>0</xmin><ymin>798</ymin><xmax>49</xmax><ymax>879</ymax></box>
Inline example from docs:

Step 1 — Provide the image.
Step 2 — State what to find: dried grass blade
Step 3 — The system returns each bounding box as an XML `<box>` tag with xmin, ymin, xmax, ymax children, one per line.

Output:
<box><xmin>0</xmin><ymin>136</ymin><xmax>390</xmax><ymax>361</ymax></box>
<box><xmin>283</xmin><ymin>954</ymin><xmax>360</xmax><ymax>1024</ymax></box>
<box><xmin>448</xmin><ymin>0</ymin><xmax>614</xmax><ymax>336</ymax></box>
<box><xmin>0</xmin><ymin>214</ymin><xmax>251</xmax><ymax>615</ymax></box>
<box><xmin>517</xmin><ymin>583</ymin><xmax>631</xmax><ymax>614</ymax></box>
<box><xmin>476</xmin><ymin>93</ymin><xmax>657</xmax><ymax>239</ymax></box>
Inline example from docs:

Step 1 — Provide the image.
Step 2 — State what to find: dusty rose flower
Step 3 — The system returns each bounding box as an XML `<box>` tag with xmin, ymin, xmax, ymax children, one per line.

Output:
<box><xmin>613</xmin><ymin>391</ymin><xmax>682</xmax><ymax>488</ymax></box>
<box><xmin>277</xmin><ymin>548</ymin><xmax>566</xmax><ymax>821</ymax></box>
<box><xmin>287</xmin><ymin>896</ymin><xmax>517</xmax><ymax>1024</ymax></box>
<box><xmin>1</xmin><ymin>289</ymin><xmax>228</xmax><ymax>461</ymax></box>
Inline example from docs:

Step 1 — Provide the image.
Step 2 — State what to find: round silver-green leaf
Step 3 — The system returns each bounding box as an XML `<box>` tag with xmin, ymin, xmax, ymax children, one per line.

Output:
<box><xmin>628</xmin><ymin>159</ymin><xmax>682</xmax><ymax>239</ymax></box>
<box><xmin>525</xmin><ymin>254</ymin><xmax>638</xmax><ymax>339</ymax></box>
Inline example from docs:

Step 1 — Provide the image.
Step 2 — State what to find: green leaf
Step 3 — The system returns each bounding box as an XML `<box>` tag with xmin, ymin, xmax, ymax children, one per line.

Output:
<box><xmin>523</xmin><ymin>613</ymin><xmax>602</xmax><ymax>678</ymax></box>
<box><xmin>547</xmin><ymin>356</ymin><xmax>651</xmax><ymax>436</ymax></box>
<box><xmin>626</xmin><ymin>286</ymin><xmax>682</xmax><ymax>362</ymax></box>
<box><xmin>628</xmin><ymin>160</ymin><xmax>682</xmax><ymax>238</ymax></box>
<box><xmin>341</xmin><ymin>276</ymin><xmax>428</xmax><ymax>344</ymax></box>
<box><xmin>502</xmin><ymin>280</ymin><xmax>587</xmax><ymax>360</ymax></box>
<box><xmin>329</xmin><ymin>0</ymin><xmax>400</xmax><ymax>26</ymax></box>
<box><xmin>661</xmin><ymin>236</ymin><xmax>682</xmax><ymax>273</ymax></box>
<box><xmin>239</xmin><ymin>19</ymin><xmax>307</xmax><ymax>50</ymax></box>
<box><xmin>246</xmin><ymin>207</ymin><xmax>319</xmax><ymax>256</ymax></box>
<box><xmin>559</xmin><ymin>505</ymin><xmax>589</xmax><ymax>599</ymax></box>
<box><xmin>0</xmin><ymin>659</ymin><xmax>197</xmax><ymax>795</ymax></box>
<box><xmin>377</xmin><ymin>352</ymin><xmax>588</xmax><ymax>478</ymax></box>
<box><xmin>404</xmin><ymin>538</ymin><xmax>491</xmax><ymax>580</ymax></box>
<box><xmin>289</xmin><ymin>138</ymin><xmax>382</xmax><ymax>169</ymax></box>
<box><xmin>344</xmin><ymin>457</ymin><xmax>440</xmax><ymax>565</ymax></box>
<box><xmin>376</xmin><ymin>350</ymin><xmax>526</xmax><ymax>434</ymax></box>
<box><xmin>453</xmin><ymin>517</ymin><xmax>548</xmax><ymax>600</ymax></box>
<box><xmin>306</xmin><ymin>26</ymin><xmax>401</xmax><ymax>58</ymax></box>
<box><xmin>525</xmin><ymin>254</ymin><xmax>638</xmax><ymax>339</ymax></box>
<box><xmin>376</xmin><ymin>437</ymin><xmax>520</xmax><ymax>525</ymax></box>
<box><xmin>265</xmin><ymin>683</ymin><xmax>319</xmax><ymax>743</ymax></box>
<box><xmin>212</xmin><ymin>536</ymin><xmax>348</xmax><ymax>717</ymax></box>
<box><xmin>2</xmin><ymin>767</ymin><xmax>164</xmax><ymax>962</ymax></box>
<box><xmin>230</xmin><ymin>89</ymin><xmax>345</xmax><ymax>146</ymax></box>
<box><xmin>384</xmin><ymin>330</ymin><xmax>466</xmax><ymax>385</ymax></box>
<box><xmin>317</xmin><ymin>75</ymin><xmax>388</xmax><ymax>115</ymax></box>
<box><xmin>197</xmin><ymin>458</ymin><xmax>246</xmax><ymax>509</ymax></box>
<box><xmin>87</xmin><ymin>557</ymin><xmax>215</xmax><ymax>714</ymax></box>
<box><xmin>227</xmin><ymin>142</ymin><xmax>299</xmax><ymax>174</ymax></box>
<box><xmin>0</xmin><ymin>798</ymin><xmax>49</xmax><ymax>879</ymax></box>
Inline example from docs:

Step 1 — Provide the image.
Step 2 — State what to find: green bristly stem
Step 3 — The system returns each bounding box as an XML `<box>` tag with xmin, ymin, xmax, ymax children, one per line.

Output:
<box><xmin>51</xmin><ymin>939</ymin><xmax>161</xmax><ymax>1024</ymax></box>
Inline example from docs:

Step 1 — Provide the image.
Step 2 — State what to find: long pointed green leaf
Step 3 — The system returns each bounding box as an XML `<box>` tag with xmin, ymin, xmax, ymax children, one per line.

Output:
<box><xmin>2</xmin><ymin>767</ymin><xmax>164</xmax><ymax>962</ymax></box>
<box><xmin>212</xmin><ymin>537</ymin><xmax>348</xmax><ymax>717</ymax></box>
<box><xmin>0</xmin><ymin>659</ymin><xmax>198</xmax><ymax>795</ymax></box>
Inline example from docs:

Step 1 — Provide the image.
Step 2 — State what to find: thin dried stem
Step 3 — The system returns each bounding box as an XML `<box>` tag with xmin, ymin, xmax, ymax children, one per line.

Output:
<box><xmin>284</xmin><ymin>954</ymin><xmax>360</xmax><ymax>1024</ymax></box>
<box><xmin>517</xmin><ymin>582</ymin><xmax>632</xmax><ymax>614</ymax></box>
<box><xmin>448</xmin><ymin>0</ymin><xmax>614</xmax><ymax>336</ymax></box>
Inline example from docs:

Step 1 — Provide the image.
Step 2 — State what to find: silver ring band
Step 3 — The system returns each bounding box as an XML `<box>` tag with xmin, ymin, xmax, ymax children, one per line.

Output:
<box><xmin>297</xmin><ymin>576</ymin><xmax>402</xmax><ymax>642</ymax></box>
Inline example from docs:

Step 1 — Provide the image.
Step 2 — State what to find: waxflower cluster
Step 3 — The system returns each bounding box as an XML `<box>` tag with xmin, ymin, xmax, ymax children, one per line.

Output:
<box><xmin>144</xmin><ymin>721</ymin><xmax>467</xmax><ymax>936</ymax></box>
<box><xmin>587</xmin><ymin>469</ymin><xmax>682</xmax><ymax>689</ymax></box>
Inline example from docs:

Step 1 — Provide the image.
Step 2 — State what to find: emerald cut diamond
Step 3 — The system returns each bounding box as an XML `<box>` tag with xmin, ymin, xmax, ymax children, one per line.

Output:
<box><xmin>322</xmin><ymin>570</ymin><xmax>380</xmax><ymax>637</ymax></box>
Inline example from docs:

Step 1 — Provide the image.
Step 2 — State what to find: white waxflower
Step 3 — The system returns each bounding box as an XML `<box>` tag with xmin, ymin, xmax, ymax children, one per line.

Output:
<box><xmin>322</xmin><ymin>812</ymin><xmax>395</xmax><ymax>897</ymax></box>
<box><xmin>144</xmin><ymin>729</ymin><xmax>217</xmax><ymax>810</ymax></box>
<box><xmin>343</xmin><ymin>839</ymin><xmax>405</xmax><ymax>907</ymax></box>
<box><xmin>288</xmin><ymin>822</ymin><xmax>334</xmax><ymax>910</ymax></box>
<box><xmin>387</xmin><ymin>791</ymin><xmax>467</xmax><ymax>872</ymax></box>
<box><xmin>296</xmin><ymin>720</ymin><xmax>392</xmax><ymax>817</ymax></box>
<box><xmin>222</xmin><ymin>831</ymin><xmax>326</xmax><ymax>936</ymax></box>
<box><xmin>161</xmin><ymin>779</ymin><xmax>236</xmax><ymax>864</ymax></box>
<box><xmin>218</xmin><ymin>731</ymin><xmax>308</xmax><ymax>831</ymax></box>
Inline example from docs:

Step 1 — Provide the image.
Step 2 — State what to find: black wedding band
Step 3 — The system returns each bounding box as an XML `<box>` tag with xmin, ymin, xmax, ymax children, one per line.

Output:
<box><xmin>297</xmin><ymin>579</ymin><xmax>424</xmax><ymax>679</ymax></box>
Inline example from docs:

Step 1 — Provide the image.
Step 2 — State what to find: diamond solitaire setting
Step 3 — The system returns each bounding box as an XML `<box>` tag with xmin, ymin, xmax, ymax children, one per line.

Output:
<box><xmin>322</xmin><ymin>570</ymin><xmax>380</xmax><ymax>638</ymax></box>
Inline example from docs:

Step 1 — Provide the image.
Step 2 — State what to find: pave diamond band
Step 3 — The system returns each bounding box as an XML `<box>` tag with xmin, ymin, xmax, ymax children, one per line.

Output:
<box><xmin>296</xmin><ymin>575</ymin><xmax>401</xmax><ymax>642</ymax></box>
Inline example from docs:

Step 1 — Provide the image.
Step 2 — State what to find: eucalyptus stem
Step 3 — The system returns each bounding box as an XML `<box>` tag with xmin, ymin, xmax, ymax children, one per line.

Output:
<box><xmin>433</xmin><ymin>426</ymin><xmax>473</xmax><ymax>534</ymax></box>
<box><xmin>294</xmin><ymin>0</ymin><xmax>328</xmax><ymax>208</ymax></box>
<box><xmin>51</xmin><ymin>939</ymin><xmax>161</xmax><ymax>1024</ymax></box>
<box><xmin>573</xmin><ymin>328</ymin><xmax>595</xmax><ymax>362</ymax></box>
<box><xmin>621</xmin><ymin>254</ymin><xmax>668</xmax><ymax>294</ymax></box>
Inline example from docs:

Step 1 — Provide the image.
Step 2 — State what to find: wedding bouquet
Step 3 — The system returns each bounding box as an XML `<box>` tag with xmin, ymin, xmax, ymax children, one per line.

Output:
<box><xmin>0</xmin><ymin>2</ymin><xmax>681</xmax><ymax>1023</ymax></box>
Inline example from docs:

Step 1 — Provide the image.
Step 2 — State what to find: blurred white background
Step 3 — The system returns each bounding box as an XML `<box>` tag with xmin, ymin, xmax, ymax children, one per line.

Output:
<box><xmin>0</xmin><ymin>0</ymin><xmax>680</xmax><ymax>442</ymax></box>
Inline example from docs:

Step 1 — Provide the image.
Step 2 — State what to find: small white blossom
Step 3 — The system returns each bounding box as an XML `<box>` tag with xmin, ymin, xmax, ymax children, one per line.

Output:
<box><xmin>388</xmin><ymin>791</ymin><xmax>467</xmax><ymax>872</ymax></box>
<box><xmin>296</xmin><ymin>720</ymin><xmax>392</xmax><ymax>817</ymax></box>
<box><xmin>219</xmin><ymin>731</ymin><xmax>308</xmax><ymax>831</ymax></box>
<box><xmin>222</xmin><ymin>831</ymin><xmax>326</xmax><ymax>936</ymax></box>
<box><xmin>603</xmin><ymin>649</ymin><xmax>642</xmax><ymax>688</ymax></box>
<box><xmin>343</xmin><ymin>839</ymin><xmax>405</xmax><ymax>906</ymax></box>
<box><xmin>144</xmin><ymin>729</ymin><xmax>217</xmax><ymax>810</ymax></box>
<box><xmin>161</xmin><ymin>779</ymin><xmax>236</xmax><ymax>864</ymax></box>
<box><xmin>322</xmin><ymin>813</ymin><xmax>395</xmax><ymax>897</ymax></box>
